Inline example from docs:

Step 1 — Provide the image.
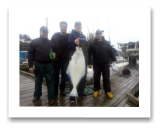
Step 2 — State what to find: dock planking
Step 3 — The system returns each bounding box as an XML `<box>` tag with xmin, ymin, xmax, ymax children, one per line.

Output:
<box><xmin>19</xmin><ymin>69</ymin><xmax>139</xmax><ymax>107</ymax></box>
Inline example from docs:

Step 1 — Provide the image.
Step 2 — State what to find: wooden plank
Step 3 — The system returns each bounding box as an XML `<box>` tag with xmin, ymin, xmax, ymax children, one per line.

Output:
<box><xmin>20</xmin><ymin>94</ymin><xmax>47</xmax><ymax>103</ymax></box>
<box><xmin>20</xmin><ymin>91</ymin><xmax>47</xmax><ymax>99</ymax></box>
<box><xmin>115</xmin><ymin>97</ymin><xmax>128</xmax><ymax>107</ymax></box>
<box><xmin>20</xmin><ymin>88</ymin><xmax>47</xmax><ymax>95</ymax></box>
<box><xmin>126</xmin><ymin>93</ymin><xmax>139</xmax><ymax>106</ymax></box>
<box><xmin>20</xmin><ymin>95</ymin><xmax>48</xmax><ymax>106</ymax></box>
<box><xmin>20</xmin><ymin>83</ymin><xmax>35</xmax><ymax>87</ymax></box>
<box><xmin>101</xmin><ymin>87</ymin><xmax>128</xmax><ymax>107</ymax></box>
<box><xmin>20</xmin><ymin>86</ymin><xmax>47</xmax><ymax>92</ymax></box>
<box><xmin>20</xmin><ymin>58</ymin><xmax>27</xmax><ymax>60</ymax></box>
<box><xmin>86</xmin><ymin>73</ymin><xmax>139</xmax><ymax>107</ymax></box>
<box><xmin>113</xmin><ymin>79</ymin><xmax>138</xmax><ymax>97</ymax></box>
<box><xmin>124</xmin><ymin>101</ymin><xmax>137</xmax><ymax>107</ymax></box>
<box><xmin>29</xmin><ymin>97</ymin><xmax>61</xmax><ymax>106</ymax></box>
<box><xmin>102</xmin><ymin>79</ymin><xmax>139</xmax><ymax>106</ymax></box>
<box><xmin>124</xmin><ymin>103</ymin><xmax>130</xmax><ymax>107</ymax></box>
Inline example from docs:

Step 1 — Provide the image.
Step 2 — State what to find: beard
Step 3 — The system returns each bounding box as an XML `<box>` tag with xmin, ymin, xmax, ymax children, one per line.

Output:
<box><xmin>61</xmin><ymin>30</ymin><xmax>66</xmax><ymax>34</ymax></box>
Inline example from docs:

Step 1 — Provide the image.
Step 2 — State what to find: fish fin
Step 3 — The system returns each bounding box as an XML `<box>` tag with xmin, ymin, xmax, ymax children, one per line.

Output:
<box><xmin>69</xmin><ymin>88</ymin><xmax>78</xmax><ymax>97</ymax></box>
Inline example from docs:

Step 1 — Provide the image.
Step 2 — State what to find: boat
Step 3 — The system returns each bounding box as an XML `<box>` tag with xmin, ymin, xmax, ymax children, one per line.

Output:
<box><xmin>109</xmin><ymin>47</ymin><xmax>129</xmax><ymax>77</ymax></box>
<box><xmin>136</xmin><ymin>59</ymin><xmax>139</xmax><ymax>65</ymax></box>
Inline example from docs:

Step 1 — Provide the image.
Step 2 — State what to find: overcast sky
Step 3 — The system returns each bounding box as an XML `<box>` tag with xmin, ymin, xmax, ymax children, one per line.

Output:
<box><xmin>19</xmin><ymin>7</ymin><xmax>139</xmax><ymax>47</ymax></box>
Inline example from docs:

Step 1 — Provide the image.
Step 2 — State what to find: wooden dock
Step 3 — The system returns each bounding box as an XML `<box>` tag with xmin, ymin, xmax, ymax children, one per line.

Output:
<box><xmin>20</xmin><ymin>69</ymin><xmax>139</xmax><ymax>107</ymax></box>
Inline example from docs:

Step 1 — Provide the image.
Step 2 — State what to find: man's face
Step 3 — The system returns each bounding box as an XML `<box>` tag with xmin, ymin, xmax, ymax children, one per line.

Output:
<box><xmin>96</xmin><ymin>33</ymin><xmax>102</xmax><ymax>40</ymax></box>
<box><xmin>60</xmin><ymin>24</ymin><xmax>67</xmax><ymax>34</ymax></box>
<box><xmin>40</xmin><ymin>30</ymin><xmax>48</xmax><ymax>38</ymax></box>
<box><xmin>74</xmin><ymin>25</ymin><xmax>82</xmax><ymax>33</ymax></box>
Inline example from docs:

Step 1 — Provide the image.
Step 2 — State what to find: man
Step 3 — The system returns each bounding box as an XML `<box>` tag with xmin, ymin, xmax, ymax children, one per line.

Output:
<box><xmin>68</xmin><ymin>21</ymin><xmax>87</xmax><ymax>102</ymax></box>
<box><xmin>88</xmin><ymin>29</ymin><xmax>117</xmax><ymax>98</ymax></box>
<box><xmin>51</xmin><ymin>21</ymin><xmax>70</xmax><ymax>96</ymax></box>
<box><xmin>28</xmin><ymin>26</ymin><xmax>56</xmax><ymax>105</ymax></box>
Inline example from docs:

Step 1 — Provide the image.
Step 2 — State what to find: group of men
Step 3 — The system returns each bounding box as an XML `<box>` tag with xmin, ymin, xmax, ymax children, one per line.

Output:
<box><xmin>28</xmin><ymin>21</ymin><xmax>116</xmax><ymax>105</ymax></box>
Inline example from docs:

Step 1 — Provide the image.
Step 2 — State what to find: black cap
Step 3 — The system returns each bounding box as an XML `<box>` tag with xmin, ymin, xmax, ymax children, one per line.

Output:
<box><xmin>96</xmin><ymin>29</ymin><xmax>102</xmax><ymax>34</ymax></box>
<box><xmin>74</xmin><ymin>21</ymin><xmax>81</xmax><ymax>26</ymax></box>
<box><xmin>40</xmin><ymin>26</ymin><xmax>48</xmax><ymax>31</ymax></box>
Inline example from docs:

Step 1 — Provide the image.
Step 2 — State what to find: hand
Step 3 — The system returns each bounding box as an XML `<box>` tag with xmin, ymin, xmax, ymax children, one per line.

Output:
<box><xmin>75</xmin><ymin>39</ymin><xmax>79</xmax><ymax>45</ymax></box>
<box><xmin>54</xmin><ymin>58</ymin><xmax>57</xmax><ymax>61</ymax></box>
<box><xmin>89</xmin><ymin>64</ymin><xmax>92</xmax><ymax>68</ymax></box>
<box><xmin>29</xmin><ymin>67</ymin><xmax>34</xmax><ymax>73</ymax></box>
<box><xmin>113</xmin><ymin>61</ymin><xmax>117</xmax><ymax>64</ymax></box>
<box><xmin>53</xmin><ymin>53</ymin><xmax>56</xmax><ymax>58</ymax></box>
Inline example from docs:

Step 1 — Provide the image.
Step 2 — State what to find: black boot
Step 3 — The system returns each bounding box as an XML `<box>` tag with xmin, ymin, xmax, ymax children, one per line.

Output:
<box><xmin>78</xmin><ymin>93</ymin><xmax>86</xmax><ymax>97</ymax></box>
<box><xmin>70</xmin><ymin>96</ymin><xmax>76</xmax><ymax>102</ymax></box>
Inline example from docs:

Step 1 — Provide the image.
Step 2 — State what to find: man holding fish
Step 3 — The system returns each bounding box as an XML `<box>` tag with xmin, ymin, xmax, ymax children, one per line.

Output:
<box><xmin>67</xmin><ymin>21</ymin><xmax>87</xmax><ymax>102</ymax></box>
<box><xmin>88</xmin><ymin>29</ymin><xmax>117</xmax><ymax>98</ymax></box>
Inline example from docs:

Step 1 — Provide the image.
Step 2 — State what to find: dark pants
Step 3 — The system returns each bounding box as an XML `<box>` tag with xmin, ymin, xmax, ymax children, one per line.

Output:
<box><xmin>93</xmin><ymin>63</ymin><xmax>111</xmax><ymax>92</ymax></box>
<box><xmin>34</xmin><ymin>62</ymin><xmax>55</xmax><ymax>100</ymax></box>
<box><xmin>53</xmin><ymin>59</ymin><xmax>69</xmax><ymax>94</ymax></box>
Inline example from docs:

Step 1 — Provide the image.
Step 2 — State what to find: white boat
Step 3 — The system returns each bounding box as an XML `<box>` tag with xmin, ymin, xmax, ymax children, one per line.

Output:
<box><xmin>136</xmin><ymin>59</ymin><xmax>139</xmax><ymax>65</ymax></box>
<box><xmin>109</xmin><ymin>47</ymin><xmax>129</xmax><ymax>77</ymax></box>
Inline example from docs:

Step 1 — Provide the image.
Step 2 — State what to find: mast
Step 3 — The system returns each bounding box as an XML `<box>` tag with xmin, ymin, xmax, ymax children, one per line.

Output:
<box><xmin>46</xmin><ymin>17</ymin><xmax>48</xmax><ymax>28</ymax></box>
<box><xmin>108</xmin><ymin>20</ymin><xmax>111</xmax><ymax>44</ymax></box>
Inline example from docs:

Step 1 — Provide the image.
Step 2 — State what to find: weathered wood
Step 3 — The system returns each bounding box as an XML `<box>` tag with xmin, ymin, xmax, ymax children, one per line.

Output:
<box><xmin>19</xmin><ymin>69</ymin><xmax>139</xmax><ymax>107</ymax></box>
<box><xmin>124</xmin><ymin>101</ymin><xmax>137</xmax><ymax>107</ymax></box>
<box><xmin>20</xmin><ymin>91</ymin><xmax>47</xmax><ymax>99</ymax></box>
<box><xmin>20</xmin><ymin>89</ymin><xmax>47</xmax><ymax>95</ymax></box>
<box><xmin>20</xmin><ymin>58</ymin><xmax>27</xmax><ymax>60</ymax></box>
<box><xmin>20</xmin><ymin>94</ymin><xmax>47</xmax><ymax>103</ymax></box>
<box><xmin>115</xmin><ymin>97</ymin><xmax>128</xmax><ymax>107</ymax></box>
<box><xmin>124</xmin><ymin>103</ymin><xmax>130</xmax><ymax>107</ymax></box>
<box><xmin>20</xmin><ymin>86</ymin><xmax>46</xmax><ymax>92</ymax></box>
<box><xmin>126</xmin><ymin>93</ymin><xmax>139</xmax><ymax>106</ymax></box>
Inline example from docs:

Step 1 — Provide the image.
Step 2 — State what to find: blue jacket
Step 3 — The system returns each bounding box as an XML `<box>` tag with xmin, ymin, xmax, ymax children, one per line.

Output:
<box><xmin>68</xmin><ymin>29</ymin><xmax>87</xmax><ymax>51</ymax></box>
<box><xmin>68</xmin><ymin>29</ymin><xmax>88</xmax><ymax>65</ymax></box>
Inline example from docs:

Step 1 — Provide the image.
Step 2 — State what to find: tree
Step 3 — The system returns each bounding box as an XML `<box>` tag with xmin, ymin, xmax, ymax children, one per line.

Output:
<box><xmin>19</xmin><ymin>34</ymin><xmax>23</xmax><ymax>39</ymax></box>
<box><xmin>19</xmin><ymin>34</ymin><xmax>32</xmax><ymax>42</ymax></box>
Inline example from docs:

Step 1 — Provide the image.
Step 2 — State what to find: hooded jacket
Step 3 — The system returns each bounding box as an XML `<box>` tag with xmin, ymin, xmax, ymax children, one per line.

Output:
<box><xmin>88</xmin><ymin>36</ymin><xmax>116</xmax><ymax>65</ymax></box>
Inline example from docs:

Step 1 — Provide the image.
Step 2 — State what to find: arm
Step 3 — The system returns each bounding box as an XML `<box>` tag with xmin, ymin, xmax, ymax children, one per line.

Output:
<box><xmin>68</xmin><ymin>34</ymin><xmax>77</xmax><ymax>51</ymax></box>
<box><xmin>50</xmin><ymin>34</ymin><xmax>56</xmax><ymax>52</ymax></box>
<box><xmin>88</xmin><ymin>43</ymin><xmax>93</xmax><ymax>65</ymax></box>
<box><xmin>107</xmin><ymin>42</ymin><xmax>117</xmax><ymax>62</ymax></box>
<box><xmin>50</xmin><ymin>34</ymin><xmax>57</xmax><ymax>59</ymax></box>
<box><xmin>28</xmin><ymin>41</ymin><xmax>35</xmax><ymax>68</ymax></box>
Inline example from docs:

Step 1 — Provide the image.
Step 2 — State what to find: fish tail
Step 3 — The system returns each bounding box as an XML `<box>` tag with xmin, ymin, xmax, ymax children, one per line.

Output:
<box><xmin>69</xmin><ymin>87</ymin><xmax>78</xmax><ymax>97</ymax></box>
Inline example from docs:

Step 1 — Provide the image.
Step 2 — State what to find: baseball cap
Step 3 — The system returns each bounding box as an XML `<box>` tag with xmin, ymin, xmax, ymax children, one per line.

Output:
<box><xmin>96</xmin><ymin>29</ymin><xmax>102</xmax><ymax>34</ymax></box>
<box><xmin>40</xmin><ymin>26</ymin><xmax>48</xmax><ymax>32</ymax></box>
<box><xmin>74</xmin><ymin>21</ymin><xmax>81</xmax><ymax>26</ymax></box>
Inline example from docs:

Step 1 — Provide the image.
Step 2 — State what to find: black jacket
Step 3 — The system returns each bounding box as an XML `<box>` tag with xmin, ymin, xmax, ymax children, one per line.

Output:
<box><xmin>28</xmin><ymin>36</ymin><xmax>55</xmax><ymax>68</ymax></box>
<box><xmin>88</xmin><ymin>36</ymin><xmax>116</xmax><ymax>65</ymax></box>
<box><xmin>51</xmin><ymin>32</ymin><xmax>70</xmax><ymax>60</ymax></box>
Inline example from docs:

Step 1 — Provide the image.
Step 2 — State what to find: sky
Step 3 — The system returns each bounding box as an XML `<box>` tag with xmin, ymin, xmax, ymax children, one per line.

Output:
<box><xmin>19</xmin><ymin>7</ymin><xmax>140</xmax><ymax>47</ymax></box>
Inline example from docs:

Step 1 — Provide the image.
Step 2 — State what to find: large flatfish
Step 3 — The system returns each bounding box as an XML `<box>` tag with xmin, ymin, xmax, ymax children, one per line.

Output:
<box><xmin>66</xmin><ymin>47</ymin><xmax>85</xmax><ymax>97</ymax></box>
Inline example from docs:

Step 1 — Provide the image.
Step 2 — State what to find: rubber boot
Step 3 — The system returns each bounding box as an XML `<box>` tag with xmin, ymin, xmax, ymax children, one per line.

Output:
<box><xmin>93</xmin><ymin>91</ymin><xmax>98</xmax><ymax>97</ymax></box>
<box><xmin>107</xmin><ymin>92</ymin><xmax>113</xmax><ymax>98</ymax></box>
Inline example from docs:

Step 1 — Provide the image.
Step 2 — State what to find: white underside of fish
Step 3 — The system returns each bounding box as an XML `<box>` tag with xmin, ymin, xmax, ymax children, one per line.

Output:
<box><xmin>66</xmin><ymin>47</ymin><xmax>86</xmax><ymax>97</ymax></box>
